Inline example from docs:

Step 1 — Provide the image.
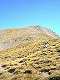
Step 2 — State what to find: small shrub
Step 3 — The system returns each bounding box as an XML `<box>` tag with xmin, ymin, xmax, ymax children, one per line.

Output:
<box><xmin>48</xmin><ymin>74</ymin><xmax>60</xmax><ymax>80</ymax></box>
<box><xmin>8</xmin><ymin>68</ymin><xmax>15</xmax><ymax>73</ymax></box>
<box><xmin>48</xmin><ymin>76</ymin><xmax>60</xmax><ymax>80</ymax></box>
<box><xmin>24</xmin><ymin>70</ymin><xmax>32</xmax><ymax>74</ymax></box>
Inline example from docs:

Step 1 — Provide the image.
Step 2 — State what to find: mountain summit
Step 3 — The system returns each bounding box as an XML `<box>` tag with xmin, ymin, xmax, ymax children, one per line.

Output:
<box><xmin>0</xmin><ymin>26</ymin><xmax>58</xmax><ymax>51</ymax></box>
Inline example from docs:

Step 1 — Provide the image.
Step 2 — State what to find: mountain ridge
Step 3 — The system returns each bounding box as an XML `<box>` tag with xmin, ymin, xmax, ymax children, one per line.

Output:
<box><xmin>0</xmin><ymin>25</ymin><xmax>58</xmax><ymax>51</ymax></box>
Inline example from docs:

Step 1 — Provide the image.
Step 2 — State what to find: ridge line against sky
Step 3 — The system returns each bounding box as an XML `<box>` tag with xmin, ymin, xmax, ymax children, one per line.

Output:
<box><xmin>0</xmin><ymin>0</ymin><xmax>60</xmax><ymax>35</ymax></box>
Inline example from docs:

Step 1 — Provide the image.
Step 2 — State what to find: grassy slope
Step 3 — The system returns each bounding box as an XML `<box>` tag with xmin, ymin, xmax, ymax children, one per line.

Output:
<box><xmin>0</xmin><ymin>27</ymin><xmax>60</xmax><ymax>80</ymax></box>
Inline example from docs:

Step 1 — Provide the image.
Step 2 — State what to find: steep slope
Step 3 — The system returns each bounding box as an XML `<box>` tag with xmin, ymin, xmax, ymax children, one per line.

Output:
<box><xmin>0</xmin><ymin>26</ymin><xmax>60</xmax><ymax>80</ymax></box>
<box><xmin>0</xmin><ymin>26</ymin><xmax>58</xmax><ymax>51</ymax></box>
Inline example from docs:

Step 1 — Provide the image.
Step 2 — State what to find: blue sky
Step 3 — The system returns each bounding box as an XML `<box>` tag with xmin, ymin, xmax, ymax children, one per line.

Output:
<box><xmin>0</xmin><ymin>0</ymin><xmax>60</xmax><ymax>35</ymax></box>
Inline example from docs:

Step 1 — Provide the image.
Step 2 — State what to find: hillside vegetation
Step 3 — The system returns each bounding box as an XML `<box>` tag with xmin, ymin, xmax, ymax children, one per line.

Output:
<box><xmin>0</xmin><ymin>26</ymin><xmax>60</xmax><ymax>80</ymax></box>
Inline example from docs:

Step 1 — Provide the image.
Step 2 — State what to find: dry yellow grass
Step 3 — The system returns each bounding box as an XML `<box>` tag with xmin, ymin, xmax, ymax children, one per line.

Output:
<box><xmin>0</xmin><ymin>26</ymin><xmax>60</xmax><ymax>80</ymax></box>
